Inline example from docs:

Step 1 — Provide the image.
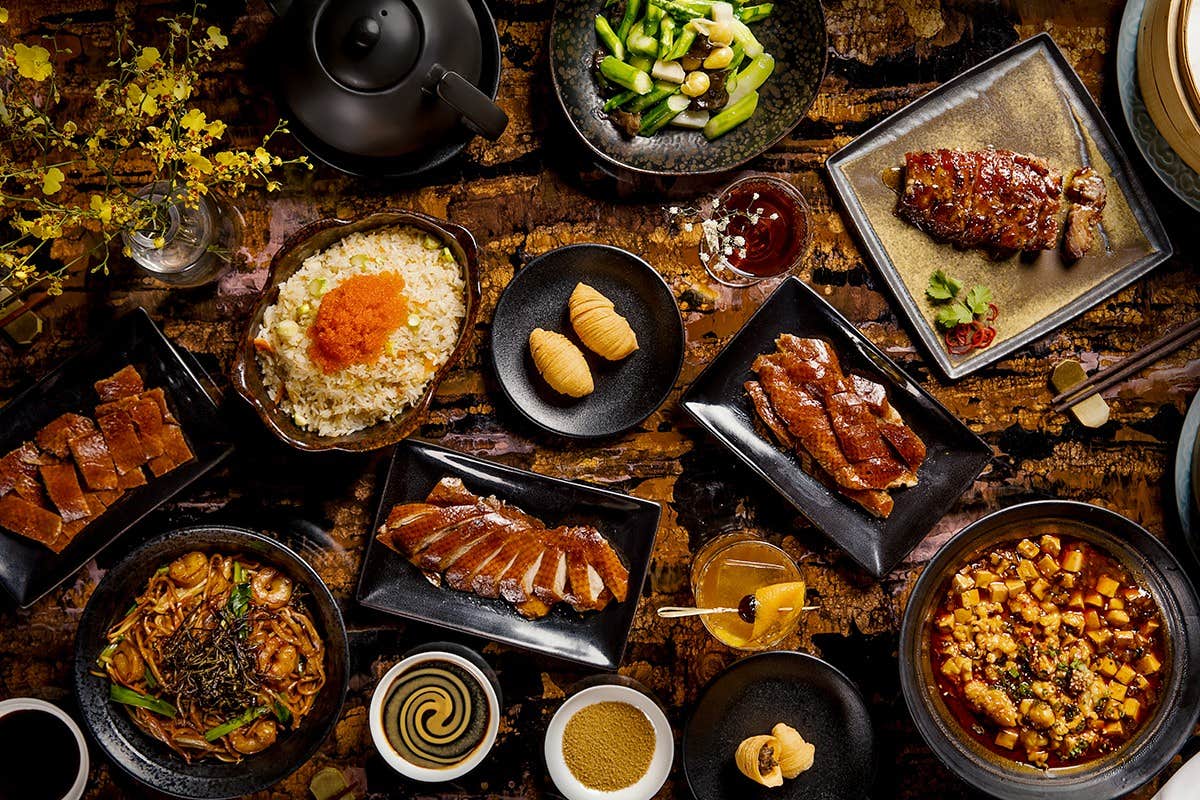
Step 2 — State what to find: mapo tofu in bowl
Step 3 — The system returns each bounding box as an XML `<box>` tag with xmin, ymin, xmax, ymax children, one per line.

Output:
<box><xmin>931</xmin><ymin>534</ymin><xmax>1164</xmax><ymax>768</ymax></box>
<box><xmin>900</xmin><ymin>501</ymin><xmax>1200</xmax><ymax>800</ymax></box>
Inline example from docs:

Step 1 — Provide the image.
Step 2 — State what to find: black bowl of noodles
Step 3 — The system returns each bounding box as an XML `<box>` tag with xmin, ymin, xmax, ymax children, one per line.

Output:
<box><xmin>72</xmin><ymin>525</ymin><xmax>349</xmax><ymax>800</ymax></box>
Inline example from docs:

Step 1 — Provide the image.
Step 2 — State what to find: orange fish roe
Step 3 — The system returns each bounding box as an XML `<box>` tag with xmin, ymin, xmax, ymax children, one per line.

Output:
<box><xmin>309</xmin><ymin>272</ymin><xmax>408</xmax><ymax>373</ymax></box>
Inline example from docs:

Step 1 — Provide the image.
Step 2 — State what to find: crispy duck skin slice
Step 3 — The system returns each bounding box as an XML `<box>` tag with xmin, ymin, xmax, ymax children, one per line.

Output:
<box><xmin>470</xmin><ymin>536</ymin><xmax>529</xmax><ymax>599</ymax></box>
<box><xmin>0</xmin><ymin>444</ymin><xmax>49</xmax><ymax>506</ymax></box>
<box><xmin>117</xmin><ymin>466</ymin><xmax>147</xmax><ymax>489</ymax></box>
<box><xmin>39</xmin><ymin>463</ymin><xmax>91</xmax><ymax>523</ymax></box>
<box><xmin>35</xmin><ymin>414</ymin><xmax>95</xmax><ymax>459</ymax></box>
<box><xmin>125</xmin><ymin>397</ymin><xmax>168</xmax><ymax>458</ymax></box>
<box><xmin>148</xmin><ymin>424</ymin><xmax>193</xmax><ymax>477</ymax></box>
<box><xmin>443</xmin><ymin>531</ymin><xmax>511</xmax><ymax>591</ymax></box>
<box><xmin>61</xmin><ymin>493</ymin><xmax>106</xmax><ymax>541</ymax></box>
<box><xmin>415</xmin><ymin>517</ymin><xmax>492</xmax><ymax>572</ymax></box>
<box><xmin>557</xmin><ymin>526</ymin><xmax>628</xmax><ymax>603</ymax></box>
<box><xmin>426</xmin><ymin>477</ymin><xmax>482</xmax><ymax>507</ymax></box>
<box><xmin>97</xmin><ymin>409</ymin><xmax>149</xmax><ymax>474</ymax></box>
<box><xmin>500</xmin><ymin>546</ymin><xmax>546</xmax><ymax>605</ymax></box>
<box><xmin>532</xmin><ymin>546</ymin><xmax>568</xmax><ymax>606</ymax></box>
<box><xmin>0</xmin><ymin>493</ymin><xmax>64</xmax><ymax>550</ymax></box>
<box><xmin>384</xmin><ymin>505</ymin><xmax>486</xmax><ymax>555</ymax></box>
<box><xmin>746</xmin><ymin>380</ymin><xmax>796</xmax><ymax>449</ymax></box>
<box><xmin>878</xmin><ymin>422</ymin><xmax>927</xmax><ymax>470</ymax></box>
<box><xmin>897</xmin><ymin>149</ymin><xmax>1063</xmax><ymax>253</ymax></box>
<box><xmin>753</xmin><ymin>357</ymin><xmax>871</xmax><ymax>491</ymax></box>
<box><xmin>94</xmin><ymin>365</ymin><xmax>144</xmax><ymax>403</ymax></box>
<box><xmin>851</xmin><ymin>375</ymin><xmax>891</xmax><ymax>416</ymax></box>
<box><xmin>516</xmin><ymin>597</ymin><xmax>552</xmax><ymax>619</ymax></box>
<box><xmin>555</xmin><ymin>534</ymin><xmax>603</xmax><ymax>611</ymax></box>
<box><xmin>67</xmin><ymin>431</ymin><xmax>120</xmax><ymax>491</ymax></box>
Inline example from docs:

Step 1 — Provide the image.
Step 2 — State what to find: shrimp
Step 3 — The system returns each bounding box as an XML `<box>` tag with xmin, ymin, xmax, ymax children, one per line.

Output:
<box><xmin>228</xmin><ymin>718</ymin><xmax>278</xmax><ymax>755</ymax></box>
<box><xmin>111</xmin><ymin>640</ymin><xmax>144</xmax><ymax>686</ymax></box>
<box><xmin>167</xmin><ymin>552</ymin><xmax>208</xmax><ymax>588</ymax></box>
<box><xmin>250</xmin><ymin>568</ymin><xmax>292</xmax><ymax>609</ymax></box>
<box><xmin>256</xmin><ymin>639</ymin><xmax>299</xmax><ymax>683</ymax></box>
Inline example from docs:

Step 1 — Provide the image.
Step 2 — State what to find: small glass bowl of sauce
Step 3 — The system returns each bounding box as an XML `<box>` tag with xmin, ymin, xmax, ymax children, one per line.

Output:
<box><xmin>699</xmin><ymin>175</ymin><xmax>812</xmax><ymax>288</ymax></box>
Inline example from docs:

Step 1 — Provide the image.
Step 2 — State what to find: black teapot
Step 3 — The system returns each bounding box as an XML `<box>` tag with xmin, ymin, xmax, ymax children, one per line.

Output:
<box><xmin>268</xmin><ymin>0</ymin><xmax>507</xmax><ymax>178</ymax></box>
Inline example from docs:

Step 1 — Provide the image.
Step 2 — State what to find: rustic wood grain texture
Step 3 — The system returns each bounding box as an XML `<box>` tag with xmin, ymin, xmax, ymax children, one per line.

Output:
<box><xmin>1</xmin><ymin>0</ymin><xmax>1199</xmax><ymax>798</ymax></box>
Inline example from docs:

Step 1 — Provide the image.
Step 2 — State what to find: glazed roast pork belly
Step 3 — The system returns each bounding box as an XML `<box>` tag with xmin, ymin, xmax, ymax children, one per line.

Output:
<box><xmin>0</xmin><ymin>365</ymin><xmax>194</xmax><ymax>553</ymax></box>
<box><xmin>377</xmin><ymin>477</ymin><xmax>630</xmax><ymax>619</ymax></box>
<box><xmin>895</xmin><ymin>148</ymin><xmax>1108</xmax><ymax>259</ymax></box>
<box><xmin>746</xmin><ymin>335</ymin><xmax>926</xmax><ymax>519</ymax></box>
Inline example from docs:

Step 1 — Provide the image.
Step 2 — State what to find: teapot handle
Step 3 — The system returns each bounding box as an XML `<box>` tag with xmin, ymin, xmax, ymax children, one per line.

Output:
<box><xmin>424</xmin><ymin>64</ymin><xmax>509</xmax><ymax>141</ymax></box>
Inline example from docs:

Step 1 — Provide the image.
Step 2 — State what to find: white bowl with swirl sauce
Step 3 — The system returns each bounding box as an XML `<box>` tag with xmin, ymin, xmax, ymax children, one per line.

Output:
<box><xmin>368</xmin><ymin>650</ymin><xmax>501</xmax><ymax>782</ymax></box>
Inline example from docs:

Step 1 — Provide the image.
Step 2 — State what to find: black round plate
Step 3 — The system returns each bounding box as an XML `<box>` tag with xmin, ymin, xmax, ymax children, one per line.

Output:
<box><xmin>490</xmin><ymin>243</ymin><xmax>684</xmax><ymax>438</ymax></box>
<box><xmin>899</xmin><ymin>500</ymin><xmax>1200</xmax><ymax>800</ymax></box>
<box><xmin>549</xmin><ymin>0</ymin><xmax>828</xmax><ymax>177</ymax></box>
<box><xmin>73</xmin><ymin>526</ymin><xmax>350</xmax><ymax>800</ymax></box>
<box><xmin>682</xmin><ymin>651</ymin><xmax>875</xmax><ymax>800</ymax></box>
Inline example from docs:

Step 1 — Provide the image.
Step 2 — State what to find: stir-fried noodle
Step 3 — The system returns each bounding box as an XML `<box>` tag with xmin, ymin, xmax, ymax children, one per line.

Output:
<box><xmin>97</xmin><ymin>552</ymin><xmax>326</xmax><ymax>762</ymax></box>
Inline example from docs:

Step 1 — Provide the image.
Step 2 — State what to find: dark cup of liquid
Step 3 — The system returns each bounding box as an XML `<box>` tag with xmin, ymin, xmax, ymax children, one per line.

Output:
<box><xmin>700</xmin><ymin>175</ymin><xmax>812</xmax><ymax>288</ymax></box>
<box><xmin>0</xmin><ymin>699</ymin><xmax>88</xmax><ymax>800</ymax></box>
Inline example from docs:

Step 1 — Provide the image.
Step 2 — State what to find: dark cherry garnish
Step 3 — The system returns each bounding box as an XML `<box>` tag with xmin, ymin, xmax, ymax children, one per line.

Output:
<box><xmin>737</xmin><ymin>593</ymin><xmax>758</xmax><ymax>624</ymax></box>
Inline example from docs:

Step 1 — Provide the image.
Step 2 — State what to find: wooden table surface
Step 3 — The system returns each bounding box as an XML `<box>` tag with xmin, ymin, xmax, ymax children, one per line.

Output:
<box><xmin>2</xmin><ymin>1</ymin><xmax>1199</xmax><ymax>798</ymax></box>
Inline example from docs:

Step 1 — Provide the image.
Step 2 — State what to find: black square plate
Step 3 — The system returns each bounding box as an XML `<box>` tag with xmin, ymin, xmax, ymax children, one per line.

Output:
<box><xmin>356</xmin><ymin>439</ymin><xmax>661</xmax><ymax>670</ymax></box>
<box><xmin>0</xmin><ymin>308</ymin><xmax>233</xmax><ymax>607</ymax></box>
<box><xmin>681</xmin><ymin>278</ymin><xmax>992</xmax><ymax>577</ymax></box>
<box><xmin>825</xmin><ymin>33</ymin><xmax>1172</xmax><ymax>379</ymax></box>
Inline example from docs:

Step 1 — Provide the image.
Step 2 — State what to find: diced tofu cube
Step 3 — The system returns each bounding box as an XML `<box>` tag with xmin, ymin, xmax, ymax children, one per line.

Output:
<box><xmin>1114</xmin><ymin>630</ymin><xmax>1136</xmax><ymax>648</ymax></box>
<box><xmin>974</xmin><ymin>570</ymin><xmax>997</xmax><ymax>588</ymax></box>
<box><xmin>1068</xmin><ymin>591</ymin><xmax>1085</xmax><ymax>609</ymax></box>
<box><xmin>989</xmin><ymin>582</ymin><xmax>1009</xmax><ymax>604</ymax></box>
<box><xmin>1106</xmin><ymin>609</ymin><xmax>1130</xmax><ymax>626</ymax></box>
<box><xmin>1037</xmin><ymin>555</ymin><xmax>1060</xmax><ymax>577</ymax></box>
<box><xmin>1108</xmin><ymin>596</ymin><xmax>1125</xmax><ymax>610</ymax></box>
<box><xmin>1061</xmin><ymin>548</ymin><xmax>1084</xmax><ymax>572</ymax></box>
<box><xmin>1059</xmin><ymin>573</ymin><xmax>1076</xmax><ymax>589</ymax></box>
<box><xmin>1017</xmin><ymin>560</ymin><xmax>1040</xmax><ymax>581</ymax></box>
<box><xmin>1084</xmin><ymin>610</ymin><xmax>1101</xmax><ymax>630</ymax></box>
<box><xmin>1017</xmin><ymin>539</ymin><xmax>1040</xmax><ymax>559</ymax></box>
<box><xmin>1122</xmin><ymin>698</ymin><xmax>1141</xmax><ymax>721</ymax></box>
<box><xmin>1137</xmin><ymin>653</ymin><xmax>1162</xmax><ymax>674</ymax></box>
<box><xmin>941</xmin><ymin>659</ymin><xmax>961</xmax><ymax>677</ymax></box>
<box><xmin>961</xmin><ymin>589</ymin><xmax>981</xmax><ymax>608</ymax></box>
<box><xmin>1062</xmin><ymin>611</ymin><xmax>1085</xmax><ymax>631</ymax></box>
<box><xmin>1096</xmin><ymin>575</ymin><xmax>1120</xmax><ymax>597</ymax></box>
<box><xmin>1019</xmin><ymin>698</ymin><xmax>1034</xmax><ymax>715</ymax></box>
<box><xmin>1088</xmin><ymin>628</ymin><xmax>1113</xmax><ymax>647</ymax></box>
<box><xmin>952</xmin><ymin>573</ymin><xmax>974</xmax><ymax>592</ymax></box>
<box><xmin>1005</xmin><ymin>578</ymin><xmax>1027</xmax><ymax>595</ymax></box>
<box><xmin>1134</xmin><ymin>675</ymin><xmax>1150</xmax><ymax>690</ymax></box>
<box><xmin>954</xmin><ymin>608</ymin><xmax>973</xmax><ymax>623</ymax></box>
<box><xmin>1031</xmin><ymin>579</ymin><xmax>1050</xmax><ymax>600</ymax></box>
<box><xmin>995</xmin><ymin>729</ymin><xmax>1019</xmax><ymax>750</ymax></box>
<box><xmin>1114</xmin><ymin>664</ymin><xmax>1136</xmax><ymax>685</ymax></box>
<box><xmin>936</xmin><ymin>613</ymin><xmax>954</xmax><ymax>630</ymax></box>
<box><xmin>1097</xmin><ymin>657</ymin><xmax>1118</xmax><ymax>677</ymax></box>
<box><xmin>1141</xmin><ymin>619</ymin><xmax>1161</xmax><ymax>637</ymax></box>
<box><xmin>1109</xmin><ymin>682</ymin><xmax>1127</xmax><ymax>702</ymax></box>
<box><xmin>1039</xmin><ymin>535</ymin><xmax>1062</xmax><ymax>556</ymax></box>
<box><xmin>1084</xmin><ymin>592</ymin><xmax>1104</xmax><ymax>608</ymax></box>
<box><xmin>1103</xmin><ymin>720</ymin><xmax>1124</xmax><ymax>737</ymax></box>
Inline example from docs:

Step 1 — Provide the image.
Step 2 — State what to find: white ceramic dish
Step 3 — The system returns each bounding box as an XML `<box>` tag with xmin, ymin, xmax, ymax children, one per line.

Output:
<box><xmin>543</xmin><ymin>684</ymin><xmax>674</xmax><ymax>800</ymax></box>
<box><xmin>0</xmin><ymin>697</ymin><xmax>89</xmax><ymax>800</ymax></box>
<box><xmin>367</xmin><ymin>650</ymin><xmax>500</xmax><ymax>782</ymax></box>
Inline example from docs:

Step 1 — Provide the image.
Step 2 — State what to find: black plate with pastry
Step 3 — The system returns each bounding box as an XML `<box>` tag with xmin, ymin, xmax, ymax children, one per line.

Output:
<box><xmin>355</xmin><ymin>439</ymin><xmax>661</xmax><ymax>669</ymax></box>
<box><xmin>681</xmin><ymin>277</ymin><xmax>992</xmax><ymax>577</ymax></box>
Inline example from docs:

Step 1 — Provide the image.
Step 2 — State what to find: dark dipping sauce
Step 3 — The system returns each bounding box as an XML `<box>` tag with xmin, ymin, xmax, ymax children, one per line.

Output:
<box><xmin>930</xmin><ymin>534</ymin><xmax>1165</xmax><ymax>769</ymax></box>
<box><xmin>718</xmin><ymin>178</ymin><xmax>809</xmax><ymax>278</ymax></box>
<box><xmin>0</xmin><ymin>709</ymin><xmax>80</xmax><ymax>800</ymax></box>
<box><xmin>381</xmin><ymin>659</ymin><xmax>489</xmax><ymax>770</ymax></box>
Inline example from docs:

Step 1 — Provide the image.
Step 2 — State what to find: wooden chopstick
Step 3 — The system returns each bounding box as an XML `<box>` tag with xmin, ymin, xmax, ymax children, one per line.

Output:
<box><xmin>0</xmin><ymin>291</ymin><xmax>48</xmax><ymax>330</ymax></box>
<box><xmin>1051</xmin><ymin>316</ymin><xmax>1200</xmax><ymax>414</ymax></box>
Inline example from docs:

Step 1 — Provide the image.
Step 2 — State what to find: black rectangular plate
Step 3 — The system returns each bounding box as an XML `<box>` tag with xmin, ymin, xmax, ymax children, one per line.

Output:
<box><xmin>356</xmin><ymin>440</ymin><xmax>661</xmax><ymax>670</ymax></box>
<box><xmin>681</xmin><ymin>278</ymin><xmax>992</xmax><ymax>577</ymax></box>
<box><xmin>0</xmin><ymin>308</ymin><xmax>233</xmax><ymax>607</ymax></box>
<box><xmin>825</xmin><ymin>33</ymin><xmax>1172</xmax><ymax>380</ymax></box>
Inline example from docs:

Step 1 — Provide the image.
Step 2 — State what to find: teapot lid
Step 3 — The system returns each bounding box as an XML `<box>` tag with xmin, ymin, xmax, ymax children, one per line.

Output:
<box><xmin>316</xmin><ymin>0</ymin><xmax>420</xmax><ymax>91</ymax></box>
<box><xmin>275</xmin><ymin>0</ymin><xmax>503</xmax><ymax>160</ymax></box>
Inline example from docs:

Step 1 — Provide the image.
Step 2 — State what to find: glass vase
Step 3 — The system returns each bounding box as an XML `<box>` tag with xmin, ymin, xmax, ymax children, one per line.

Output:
<box><xmin>121</xmin><ymin>181</ymin><xmax>242</xmax><ymax>287</ymax></box>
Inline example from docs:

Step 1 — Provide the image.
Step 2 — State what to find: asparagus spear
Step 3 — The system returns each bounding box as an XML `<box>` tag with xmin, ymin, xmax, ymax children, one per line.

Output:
<box><xmin>645</xmin><ymin>4</ymin><xmax>664</xmax><ymax>36</ymax></box>
<box><xmin>703</xmin><ymin>90</ymin><xmax>758</xmax><ymax>139</ymax></box>
<box><xmin>648</xmin><ymin>0</ymin><xmax>702</xmax><ymax>23</ymax></box>
<box><xmin>640</xmin><ymin>93</ymin><xmax>692</xmax><ymax>136</ymax></box>
<box><xmin>629</xmin><ymin>54</ymin><xmax>655</xmax><ymax>73</ymax></box>
<box><xmin>730</xmin><ymin>18</ymin><xmax>764</xmax><ymax>57</ymax></box>
<box><xmin>616</xmin><ymin>0</ymin><xmax>644</xmax><ymax>39</ymax></box>
<box><xmin>626</xmin><ymin>21</ymin><xmax>660</xmax><ymax>58</ymax></box>
<box><xmin>726</xmin><ymin>52</ymin><xmax>773</xmax><ymax>106</ymax></box>
<box><xmin>659</xmin><ymin>15</ymin><xmax>675</xmax><ymax>59</ymax></box>
<box><xmin>736</xmin><ymin>2</ymin><xmax>772</xmax><ymax>22</ymax></box>
<box><xmin>662</xmin><ymin>24</ymin><xmax>696</xmax><ymax>62</ymax></box>
<box><xmin>628</xmin><ymin>81</ymin><xmax>679</xmax><ymax>112</ymax></box>
<box><xmin>595</xmin><ymin>15</ymin><xmax>625</xmax><ymax>60</ymax></box>
<box><xmin>604</xmin><ymin>89</ymin><xmax>641</xmax><ymax>112</ymax></box>
<box><xmin>600</xmin><ymin>56</ymin><xmax>654</xmax><ymax>94</ymax></box>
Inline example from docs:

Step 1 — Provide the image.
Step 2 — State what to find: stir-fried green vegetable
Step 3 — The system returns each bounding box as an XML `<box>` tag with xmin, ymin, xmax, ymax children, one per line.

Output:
<box><xmin>204</xmin><ymin>706</ymin><xmax>269</xmax><ymax>742</ymax></box>
<box><xmin>110</xmin><ymin>684</ymin><xmax>178</xmax><ymax>718</ymax></box>
<box><xmin>593</xmin><ymin>0</ymin><xmax>772</xmax><ymax>140</ymax></box>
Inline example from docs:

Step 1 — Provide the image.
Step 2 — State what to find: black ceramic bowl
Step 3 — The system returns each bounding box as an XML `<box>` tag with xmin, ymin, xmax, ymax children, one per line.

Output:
<box><xmin>899</xmin><ymin>501</ymin><xmax>1200</xmax><ymax>800</ymax></box>
<box><xmin>73</xmin><ymin>526</ymin><xmax>350</xmax><ymax>800</ymax></box>
<box><xmin>549</xmin><ymin>0</ymin><xmax>828</xmax><ymax>177</ymax></box>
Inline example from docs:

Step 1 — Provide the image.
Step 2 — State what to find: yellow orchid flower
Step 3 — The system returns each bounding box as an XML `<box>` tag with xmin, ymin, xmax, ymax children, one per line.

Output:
<box><xmin>206</xmin><ymin>25</ymin><xmax>228</xmax><ymax>48</ymax></box>
<box><xmin>135</xmin><ymin>46</ymin><xmax>160</xmax><ymax>71</ymax></box>
<box><xmin>13</xmin><ymin>43</ymin><xmax>52</xmax><ymax>81</ymax></box>
<box><xmin>41</xmin><ymin>167</ymin><xmax>64</xmax><ymax>195</ymax></box>
<box><xmin>180</xmin><ymin>108</ymin><xmax>205</xmax><ymax>131</ymax></box>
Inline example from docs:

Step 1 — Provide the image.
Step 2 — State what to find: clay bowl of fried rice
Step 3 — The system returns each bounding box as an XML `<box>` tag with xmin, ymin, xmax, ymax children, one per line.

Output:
<box><xmin>232</xmin><ymin>210</ymin><xmax>481</xmax><ymax>452</ymax></box>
